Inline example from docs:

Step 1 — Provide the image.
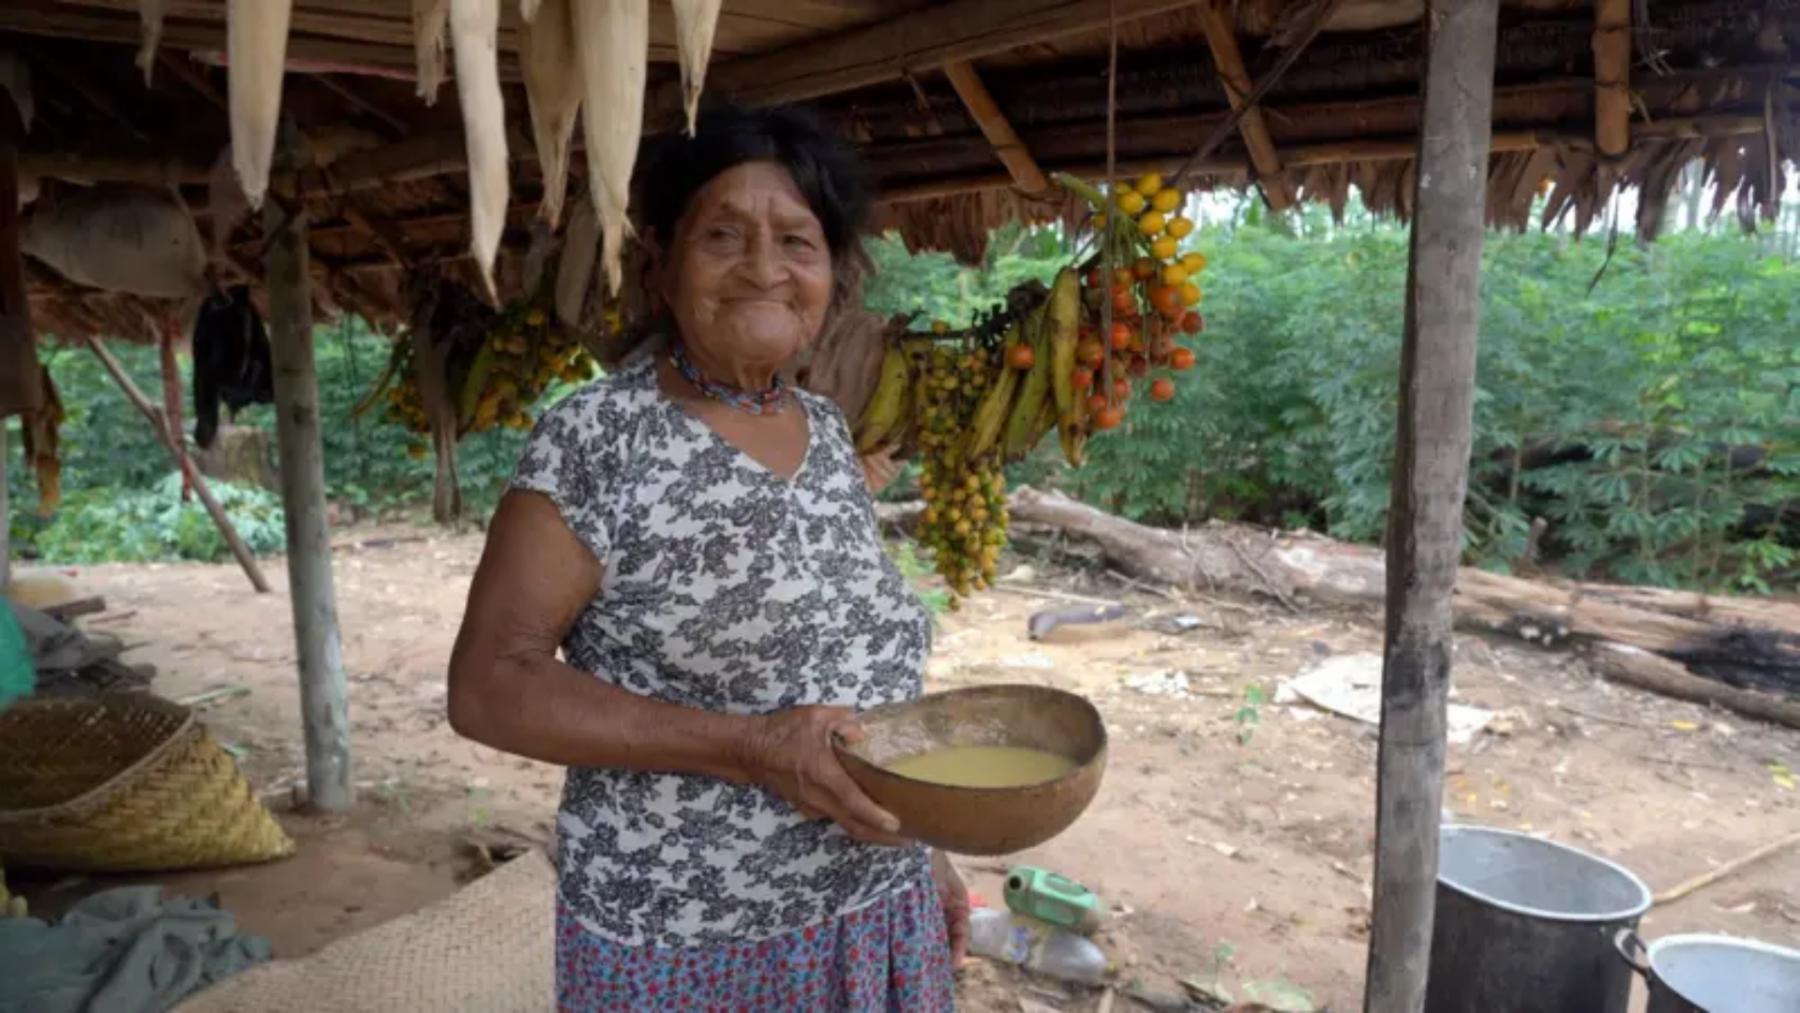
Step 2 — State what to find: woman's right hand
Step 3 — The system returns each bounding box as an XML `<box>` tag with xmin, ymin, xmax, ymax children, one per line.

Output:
<box><xmin>742</xmin><ymin>706</ymin><xmax>909</xmax><ymax>846</ymax></box>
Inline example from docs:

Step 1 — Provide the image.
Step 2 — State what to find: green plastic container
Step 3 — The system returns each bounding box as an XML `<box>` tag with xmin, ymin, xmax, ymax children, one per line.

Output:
<box><xmin>1003</xmin><ymin>866</ymin><xmax>1104</xmax><ymax>935</ymax></box>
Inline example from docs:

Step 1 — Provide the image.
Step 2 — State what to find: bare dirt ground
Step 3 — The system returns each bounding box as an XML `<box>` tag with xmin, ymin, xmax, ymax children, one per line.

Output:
<box><xmin>18</xmin><ymin>526</ymin><xmax>1800</xmax><ymax>1011</ymax></box>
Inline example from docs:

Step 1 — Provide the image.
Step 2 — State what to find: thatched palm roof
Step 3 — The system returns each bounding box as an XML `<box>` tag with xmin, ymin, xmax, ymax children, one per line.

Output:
<box><xmin>2</xmin><ymin>0</ymin><xmax>1795</xmax><ymax>340</ymax></box>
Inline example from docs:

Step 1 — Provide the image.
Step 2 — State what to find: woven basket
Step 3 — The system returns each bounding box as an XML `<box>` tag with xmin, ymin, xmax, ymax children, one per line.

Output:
<box><xmin>0</xmin><ymin>693</ymin><xmax>294</xmax><ymax>872</ymax></box>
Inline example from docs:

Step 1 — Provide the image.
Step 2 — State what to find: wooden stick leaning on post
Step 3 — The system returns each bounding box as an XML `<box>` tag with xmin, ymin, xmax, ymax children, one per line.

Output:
<box><xmin>83</xmin><ymin>335</ymin><xmax>273</xmax><ymax>594</ymax></box>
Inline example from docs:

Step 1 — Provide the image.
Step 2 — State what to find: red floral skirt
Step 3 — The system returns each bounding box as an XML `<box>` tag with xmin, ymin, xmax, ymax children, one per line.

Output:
<box><xmin>555</xmin><ymin>879</ymin><xmax>956</xmax><ymax>1012</ymax></box>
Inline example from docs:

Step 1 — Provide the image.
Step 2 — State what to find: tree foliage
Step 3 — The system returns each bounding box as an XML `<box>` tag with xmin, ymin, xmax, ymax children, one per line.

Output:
<box><xmin>878</xmin><ymin>215</ymin><xmax>1797</xmax><ymax>592</ymax></box>
<box><xmin>9</xmin><ymin>211</ymin><xmax>1796</xmax><ymax>591</ymax></box>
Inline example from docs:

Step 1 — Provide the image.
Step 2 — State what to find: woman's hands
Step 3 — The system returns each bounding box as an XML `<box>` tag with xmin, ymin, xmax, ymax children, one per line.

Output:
<box><xmin>742</xmin><ymin>705</ymin><xmax>909</xmax><ymax>845</ymax></box>
<box><xmin>931</xmin><ymin>850</ymin><xmax>971</xmax><ymax>968</ymax></box>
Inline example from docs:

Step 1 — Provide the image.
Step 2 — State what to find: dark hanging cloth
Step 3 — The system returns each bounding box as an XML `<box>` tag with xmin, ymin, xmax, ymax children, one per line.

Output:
<box><xmin>191</xmin><ymin>285</ymin><xmax>274</xmax><ymax>450</ymax></box>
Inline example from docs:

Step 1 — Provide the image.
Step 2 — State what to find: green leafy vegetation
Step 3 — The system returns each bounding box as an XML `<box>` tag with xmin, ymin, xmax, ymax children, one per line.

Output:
<box><xmin>981</xmin><ymin>213</ymin><xmax>1795</xmax><ymax>592</ymax></box>
<box><xmin>888</xmin><ymin>539</ymin><xmax>952</xmax><ymax>615</ymax></box>
<box><xmin>9</xmin><ymin>204</ymin><xmax>1796</xmax><ymax>592</ymax></box>
<box><xmin>28</xmin><ymin>473</ymin><xmax>285</xmax><ymax>564</ymax></box>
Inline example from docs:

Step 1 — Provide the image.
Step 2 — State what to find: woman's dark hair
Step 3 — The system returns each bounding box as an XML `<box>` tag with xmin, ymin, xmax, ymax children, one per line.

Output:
<box><xmin>635</xmin><ymin>104</ymin><xmax>872</xmax><ymax>260</ymax></box>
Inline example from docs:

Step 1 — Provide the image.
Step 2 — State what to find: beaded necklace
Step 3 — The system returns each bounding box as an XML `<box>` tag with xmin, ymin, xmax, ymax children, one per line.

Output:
<box><xmin>669</xmin><ymin>341</ymin><xmax>789</xmax><ymax>415</ymax></box>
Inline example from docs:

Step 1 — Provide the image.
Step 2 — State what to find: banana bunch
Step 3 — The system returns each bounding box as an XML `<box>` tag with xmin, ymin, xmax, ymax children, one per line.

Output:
<box><xmin>847</xmin><ymin>270</ymin><xmax>1103</xmax><ymax>605</ymax></box>
<box><xmin>369</xmin><ymin>294</ymin><xmax>597</xmax><ymax>461</ymax></box>
<box><xmin>854</xmin><ymin>344</ymin><xmax>915</xmax><ymax>455</ymax></box>
<box><xmin>455</xmin><ymin>303</ymin><xmax>595</xmax><ymax>438</ymax></box>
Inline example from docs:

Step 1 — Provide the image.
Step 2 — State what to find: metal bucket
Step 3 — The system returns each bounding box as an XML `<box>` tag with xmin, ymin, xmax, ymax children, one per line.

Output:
<box><xmin>1617</xmin><ymin>931</ymin><xmax>1800</xmax><ymax>1013</ymax></box>
<box><xmin>1425</xmin><ymin>825</ymin><xmax>1652</xmax><ymax>1013</ymax></box>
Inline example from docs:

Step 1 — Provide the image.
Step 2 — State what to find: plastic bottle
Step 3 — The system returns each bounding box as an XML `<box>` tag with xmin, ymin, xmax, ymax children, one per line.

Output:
<box><xmin>968</xmin><ymin>907</ymin><xmax>1108</xmax><ymax>985</ymax></box>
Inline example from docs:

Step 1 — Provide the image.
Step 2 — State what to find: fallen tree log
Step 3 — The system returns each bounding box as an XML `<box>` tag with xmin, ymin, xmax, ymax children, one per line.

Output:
<box><xmin>1587</xmin><ymin>643</ymin><xmax>1800</xmax><ymax>729</ymax></box>
<box><xmin>1003</xmin><ymin>487</ymin><xmax>1800</xmax><ymax>728</ymax></box>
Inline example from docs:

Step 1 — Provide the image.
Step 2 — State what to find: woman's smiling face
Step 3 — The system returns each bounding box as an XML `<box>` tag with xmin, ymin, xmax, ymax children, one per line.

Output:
<box><xmin>660</xmin><ymin>160</ymin><xmax>836</xmax><ymax>373</ymax></box>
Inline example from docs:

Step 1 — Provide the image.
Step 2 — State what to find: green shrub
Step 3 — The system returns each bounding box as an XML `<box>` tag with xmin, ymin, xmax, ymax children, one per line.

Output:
<box><xmin>29</xmin><ymin>473</ymin><xmax>285</xmax><ymax>564</ymax></box>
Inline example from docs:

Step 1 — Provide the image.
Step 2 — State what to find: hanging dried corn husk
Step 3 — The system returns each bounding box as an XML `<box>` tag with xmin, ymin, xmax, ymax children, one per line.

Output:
<box><xmin>671</xmin><ymin>0</ymin><xmax>722</xmax><ymax>136</ymax></box>
<box><xmin>19</xmin><ymin>369</ymin><xmax>63</xmax><ymax>516</ymax></box>
<box><xmin>572</xmin><ymin>0</ymin><xmax>648</xmax><ymax>295</ymax></box>
<box><xmin>226</xmin><ymin>0</ymin><xmax>293</xmax><ymax>209</ymax></box>
<box><xmin>448</xmin><ymin>0</ymin><xmax>508</xmax><ymax>303</ymax></box>
<box><xmin>413</xmin><ymin>0</ymin><xmax>451</xmax><ymax>105</ymax></box>
<box><xmin>519</xmin><ymin>0</ymin><xmax>582</xmax><ymax>228</ymax></box>
<box><xmin>205</xmin><ymin>146</ymin><xmax>248</xmax><ymax>271</ymax></box>
<box><xmin>136</xmin><ymin>0</ymin><xmax>170</xmax><ymax>86</ymax></box>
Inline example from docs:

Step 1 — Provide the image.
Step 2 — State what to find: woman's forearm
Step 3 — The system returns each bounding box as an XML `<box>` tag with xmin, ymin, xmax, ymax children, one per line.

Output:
<box><xmin>448</xmin><ymin>648</ymin><xmax>761</xmax><ymax>783</ymax></box>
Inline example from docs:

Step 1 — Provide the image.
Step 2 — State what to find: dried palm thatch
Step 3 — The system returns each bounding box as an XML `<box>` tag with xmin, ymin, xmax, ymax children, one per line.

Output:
<box><xmin>872</xmin><ymin>186</ymin><xmax>1083</xmax><ymax>266</ymax></box>
<box><xmin>3</xmin><ymin>0</ymin><xmax>1795</xmax><ymax>344</ymax></box>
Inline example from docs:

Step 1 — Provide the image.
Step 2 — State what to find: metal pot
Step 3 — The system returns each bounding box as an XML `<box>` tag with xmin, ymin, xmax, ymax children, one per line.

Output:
<box><xmin>1617</xmin><ymin>930</ymin><xmax>1800</xmax><ymax>1013</ymax></box>
<box><xmin>1425</xmin><ymin>825</ymin><xmax>1652</xmax><ymax>1013</ymax></box>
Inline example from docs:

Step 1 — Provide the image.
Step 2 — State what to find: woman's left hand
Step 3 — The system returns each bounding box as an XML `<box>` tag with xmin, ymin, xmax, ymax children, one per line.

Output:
<box><xmin>931</xmin><ymin>850</ymin><xmax>970</xmax><ymax>968</ymax></box>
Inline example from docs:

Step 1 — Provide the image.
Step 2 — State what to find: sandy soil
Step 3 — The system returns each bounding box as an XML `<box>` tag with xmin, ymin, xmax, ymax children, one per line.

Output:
<box><xmin>16</xmin><ymin>528</ymin><xmax>1800</xmax><ymax>1010</ymax></box>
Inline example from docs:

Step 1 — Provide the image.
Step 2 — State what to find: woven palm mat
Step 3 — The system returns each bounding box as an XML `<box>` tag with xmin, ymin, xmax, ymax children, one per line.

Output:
<box><xmin>177</xmin><ymin>848</ymin><xmax>554</xmax><ymax>1012</ymax></box>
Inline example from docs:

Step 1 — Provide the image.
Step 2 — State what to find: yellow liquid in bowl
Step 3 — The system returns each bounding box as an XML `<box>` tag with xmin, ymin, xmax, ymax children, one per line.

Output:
<box><xmin>884</xmin><ymin>745</ymin><xmax>1077</xmax><ymax>788</ymax></box>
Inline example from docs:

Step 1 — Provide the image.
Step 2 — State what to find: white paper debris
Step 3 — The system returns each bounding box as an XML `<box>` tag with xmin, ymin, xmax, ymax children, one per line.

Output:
<box><xmin>1279</xmin><ymin>653</ymin><xmax>1494</xmax><ymax>745</ymax></box>
<box><xmin>1124</xmin><ymin>670</ymin><xmax>1191</xmax><ymax>698</ymax></box>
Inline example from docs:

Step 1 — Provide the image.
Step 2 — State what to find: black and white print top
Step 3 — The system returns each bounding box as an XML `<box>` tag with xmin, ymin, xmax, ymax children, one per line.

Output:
<box><xmin>509</xmin><ymin>346</ymin><xmax>934</xmax><ymax>949</ymax></box>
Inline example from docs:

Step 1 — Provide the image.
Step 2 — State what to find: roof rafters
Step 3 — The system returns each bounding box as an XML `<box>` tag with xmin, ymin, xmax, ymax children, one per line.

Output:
<box><xmin>941</xmin><ymin>60</ymin><xmax>1050</xmax><ymax>196</ymax></box>
<box><xmin>1197</xmin><ymin>0</ymin><xmax>1296</xmax><ymax>209</ymax></box>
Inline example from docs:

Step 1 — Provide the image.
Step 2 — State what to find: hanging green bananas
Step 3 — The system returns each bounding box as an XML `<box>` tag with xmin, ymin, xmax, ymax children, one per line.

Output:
<box><xmin>854</xmin><ymin>346</ymin><xmax>913</xmax><ymax>454</ymax></box>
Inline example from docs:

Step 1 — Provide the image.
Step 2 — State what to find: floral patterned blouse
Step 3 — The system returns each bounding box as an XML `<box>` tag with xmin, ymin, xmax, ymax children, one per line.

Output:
<box><xmin>509</xmin><ymin>345</ymin><xmax>934</xmax><ymax>948</ymax></box>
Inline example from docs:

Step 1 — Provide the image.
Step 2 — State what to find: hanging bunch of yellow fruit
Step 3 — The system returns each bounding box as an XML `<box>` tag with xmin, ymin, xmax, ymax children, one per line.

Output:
<box><xmin>854</xmin><ymin>281</ymin><xmax>1080</xmax><ymax>606</ymax></box>
<box><xmin>849</xmin><ymin>171</ymin><xmax>1212</xmax><ymax>605</ymax></box>
<box><xmin>365</xmin><ymin>289</ymin><xmax>598</xmax><ymax>461</ymax></box>
<box><xmin>456</xmin><ymin>297</ymin><xmax>596</xmax><ymax>437</ymax></box>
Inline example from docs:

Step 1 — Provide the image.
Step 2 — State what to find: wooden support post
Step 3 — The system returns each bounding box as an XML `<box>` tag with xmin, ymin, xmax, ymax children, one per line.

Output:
<box><xmin>265</xmin><ymin>175</ymin><xmax>354</xmax><ymax>811</ymax></box>
<box><xmin>0</xmin><ymin>98</ymin><xmax>40</xmax><ymax>421</ymax></box>
<box><xmin>2</xmin><ymin>89</ymin><xmax>35</xmax><ymax>589</ymax></box>
<box><xmin>1594</xmin><ymin>0</ymin><xmax>1632</xmax><ymax>159</ymax></box>
<box><xmin>84</xmin><ymin>335</ymin><xmax>273</xmax><ymax>594</ymax></box>
<box><xmin>1364</xmin><ymin>0</ymin><xmax>1500</xmax><ymax>1007</ymax></box>
<box><xmin>411</xmin><ymin>320</ymin><xmax>462</xmax><ymax>524</ymax></box>
<box><xmin>1</xmin><ymin>421</ymin><xmax>9</xmax><ymax>590</ymax></box>
<box><xmin>159</xmin><ymin>314</ymin><xmax>191</xmax><ymax>501</ymax></box>
<box><xmin>1197</xmin><ymin>1</ymin><xmax>1296</xmax><ymax>209</ymax></box>
<box><xmin>942</xmin><ymin>61</ymin><xmax>1051</xmax><ymax>195</ymax></box>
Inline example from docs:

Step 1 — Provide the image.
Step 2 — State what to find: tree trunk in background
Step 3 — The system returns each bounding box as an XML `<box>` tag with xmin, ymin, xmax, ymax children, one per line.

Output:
<box><xmin>1</xmin><ymin>423</ymin><xmax>9</xmax><ymax>590</ymax></box>
<box><xmin>194</xmin><ymin>423</ymin><xmax>279</xmax><ymax>491</ymax></box>
<box><xmin>411</xmin><ymin>323</ymin><xmax>462</xmax><ymax>524</ymax></box>
<box><xmin>1682</xmin><ymin>161</ymin><xmax>1704</xmax><ymax>232</ymax></box>
<box><xmin>1001</xmin><ymin>488</ymin><xmax>1800</xmax><ymax>727</ymax></box>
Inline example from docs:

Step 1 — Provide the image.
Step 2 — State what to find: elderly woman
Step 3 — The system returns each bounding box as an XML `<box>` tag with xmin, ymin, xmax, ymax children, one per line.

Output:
<box><xmin>447</xmin><ymin>105</ymin><xmax>964</xmax><ymax>1011</ymax></box>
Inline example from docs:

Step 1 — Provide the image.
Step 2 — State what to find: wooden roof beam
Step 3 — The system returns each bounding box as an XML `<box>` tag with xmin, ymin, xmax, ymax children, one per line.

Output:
<box><xmin>874</xmin><ymin>114</ymin><xmax>1766</xmax><ymax>203</ymax></box>
<box><xmin>306</xmin><ymin>73</ymin><xmax>408</xmax><ymax>137</ymax></box>
<box><xmin>339</xmin><ymin>204</ymin><xmax>409</xmax><ymax>268</ymax></box>
<box><xmin>1594</xmin><ymin>0</ymin><xmax>1632</xmax><ymax>158</ymax></box>
<box><xmin>941</xmin><ymin>61</ymin><xmax>1050</xmax><ymax>196</ymax></box>
<box><xmin>1198</xmin><ymin>1</ymin><xmax>1296</xmax><ymax>209</ymax></box>
<box><xmin>653</xmin><ymin>0</ymin><xmax>1205</xmax><ymax>125</ymax></box>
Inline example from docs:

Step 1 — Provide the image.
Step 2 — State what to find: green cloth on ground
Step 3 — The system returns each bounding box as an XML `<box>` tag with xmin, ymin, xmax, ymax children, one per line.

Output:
<box><xmin>0</xmin><ymin>886</ymin><xmax>271</xmax><ymax>1013</ymax></box>
<box><xmin>0</xmin><ymin>602</ymin><xmax>32</xmax><ymax>709</ymax></box>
